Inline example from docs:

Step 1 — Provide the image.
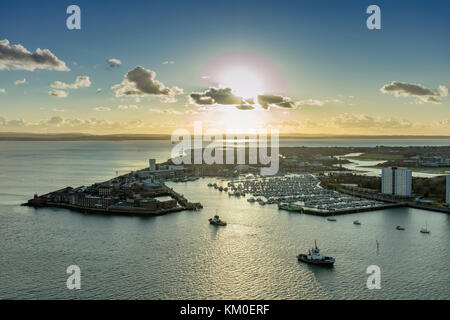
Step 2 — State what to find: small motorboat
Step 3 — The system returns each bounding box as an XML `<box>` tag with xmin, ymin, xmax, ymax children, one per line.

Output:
<box><xmin>327</xmin><ymin>217</ymin><xmax>337</xmax><ymax>222</ymax></box>
<box><xmin>396</xmin><ymin>226</ymin><xmax>405</xmax><ymax>230</ymax></box>
<box><xmin>353</xmin><ymin>220</ymin><xmax>361</xmax><ymax>225</ymax></box>
<box><xmin>297</xmin><ymin>241</ymin><xmax>335</xmax><ymax>266</ymax></box>
<box><xmin>209</xmin><ymin>215</ymin><xmax>227</xmax><ymax>226</ymax></box>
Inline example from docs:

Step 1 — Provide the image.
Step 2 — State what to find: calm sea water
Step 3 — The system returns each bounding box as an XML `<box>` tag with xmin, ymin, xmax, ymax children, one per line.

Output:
<box><xmin>0</xmin><ymin>140</ymin><xmax>449</xmax><ymax>300</ymax></box>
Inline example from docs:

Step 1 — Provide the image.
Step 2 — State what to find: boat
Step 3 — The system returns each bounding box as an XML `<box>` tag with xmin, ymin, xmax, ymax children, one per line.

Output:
<box><xmin>353</xmin><ymin>220</ymin><xmax>361</xmax><ymax>225</ymax></box>
<box><xmin>278</xmin><ymin>202</ymin><xmax>303</xmax><ymax>212</ymax></box>
<box><xmin>396</xmin><ymin>225</ymin><xmax>405</xmax><ymax>230</ymax></box>
<box><xmin>420</xmin><ymin>222</ymin><xmax>430</xmax><ymax>234</ymax></box>
<box><xmin>247</xmin><ymin>197</ymin><xmax>255</xmax><ymax>203</ymax></box>
<box><xmin>327</xmin><ymin>216</ymin><xmax>337</xmax><ymax>222</ymax></box>
<box><xmin>297</xmin><ymin>241</ymin><xmax>335</xmax><ymax>266</ymax></box>
<box><xmin>209</xmin><ymin>215</ymin><xmax>227</xmax><ymax>226</ymax></box>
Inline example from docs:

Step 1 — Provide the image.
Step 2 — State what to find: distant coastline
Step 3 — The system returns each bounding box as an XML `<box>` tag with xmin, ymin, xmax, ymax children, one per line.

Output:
<box><xmin>1</xmin><ymin>132</ymin><xmax>450</xmax><ymax>141</ymax></box>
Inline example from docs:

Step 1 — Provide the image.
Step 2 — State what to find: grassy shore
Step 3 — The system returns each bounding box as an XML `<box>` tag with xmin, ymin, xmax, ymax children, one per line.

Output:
<box><xmin>343</xmin><ymin>153</ymin><xmax>406</xmax><ymax>161</ymax></box>
<box><xmin>359</xmin><ymin>165</ymin><xmax>450</xmax><ymax>175</ymax></box>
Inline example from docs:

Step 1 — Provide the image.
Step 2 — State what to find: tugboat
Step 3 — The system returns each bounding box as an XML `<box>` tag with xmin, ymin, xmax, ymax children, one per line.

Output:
<box><xmin>209</xmin><ymin>214</ymin><xmax>227</xmax><ymax>226</ymax></box>
<box><xmin>396</xmin><ymin>225</ymin><xmax>405</xmax><ymax>230</ymax></box>
<box><xmin>353</xmin><ymin>220</ymin><xmax>361</xmax><ymax>225</ymax></box>
<box><xmin>297</xmin><ymin>241</ymin><xmax>335</xmax><ymax>266</ymax></box>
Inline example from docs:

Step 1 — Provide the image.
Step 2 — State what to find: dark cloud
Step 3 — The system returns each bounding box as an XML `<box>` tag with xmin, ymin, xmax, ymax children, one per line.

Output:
<box><xmin>189</xmin><ymin>87</ymin><xmax>241</xmax><ymax>106</ymax></box>
<box><xmin>380</xmin><ymin>81</ymin><xmax>441</xmax><ymax>103</ymax></box>
<box><xmin>112</xmin><ymin>66</ymin><xmax>183</xmax><ymax>100</ymax></box>
<box><xmin>106</xmin><ymin>58</ymin><xmax>121</xmax><ymax>68</ymax></box>
<box><xmin>0</xmin><ymin>39</ymin><xmax>69</xmax><ymax>71</ymax></box>
<box><xmin>236</xmin><ymin>104</ymin><xmax>255</xmax><ymax>110</ymax></box>
<box><xmin>257</xmin><ymin>94</ymin><xmax>296</xmax><ymax>109</ymax></box>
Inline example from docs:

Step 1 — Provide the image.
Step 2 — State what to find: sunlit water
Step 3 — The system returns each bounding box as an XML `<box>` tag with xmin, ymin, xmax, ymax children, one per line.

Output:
<box><xmin>0</xmin><ymin>141</ymin><xmax>449</xmax><ymax>300</ymax></box>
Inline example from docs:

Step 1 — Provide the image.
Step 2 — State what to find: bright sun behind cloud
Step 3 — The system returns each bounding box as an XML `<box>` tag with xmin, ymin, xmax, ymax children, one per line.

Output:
<box><xmin>218</xmin><ymin>67</ymin><xmax>264</xmax><ymax>99</ymax></box>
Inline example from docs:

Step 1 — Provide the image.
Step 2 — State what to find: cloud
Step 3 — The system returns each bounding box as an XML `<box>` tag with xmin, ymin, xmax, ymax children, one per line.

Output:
<box><xmin>189</xmin><ymin>88</ymin><xmax>299</xmax><ymax>110</ymax></box>
<box><xmin>296</xmin><ymin>98</ymin><xmax>343</xmax><ymax>107</ymax></box>
<box><xmin>112</xmin><ymin>66</ymin><xmax>183</xmax><ymax>102</ymax></box>
<box><xmin>332</xmin><ymin>113</ymin><xmax>413</xmax><ymax>129</ymax></box>
<box><xmin>117</xmin><ymin>105</ymin><xmax>139</xmax><ymax>110</ymax></box>
<box><xmin>14</xmin><ymin>78</ymin><xmax>27</xmax><ymax>85</ymax></box>
<box><xmin>163</xmin><ymin>61</ymin><xmax>175</xmax><ymax>65</ymax></box>
<box><xmin>94</xmin><ymin>106</ymin><xmax>111</xmax><ymax>112</ymax></box>
<box><xmin>0</xmin><ymin>115</ymin><xmax>144</xmax><ymax>131</ymax></box>
<box><xmin>46</xmin><ymin>116</ymin><xmax>64</xmax><ymax>125</ymax></box>
<box><xmin>189</xmin><ymin>87</ymin><xmax>241</xmax><ymax>106</ymax></box>
<box><xmin>439</xmin><ymin>85</ymin><xmax>449</xmax><ymax>97</ymax></box>
<box><xmin>236</xmin><ymin>104</ymin><xmax>255</xmax><ymax>110</ymax></box>
<box><xmin>0</xmin><ymin>88</ymin><xmax>5</xmax><ymax>93</ymax></box>
<box><xmin>257</xmin><ymin>94</ymin><xmax>296</xmax><ymax>109</ymax></box>
<box><xmin>0</xmin><ymin>39</ymin><xmax>69</xmax><ymax>71</ymax></box>
<box><xmin>148</xmin><ymin>107</ymin><xmax>183</xmax><ymax>115</ymax></box>
<box><xmin>0</xmin><ymin>116</ymin><xmax>27</xmax><ymax>127</ymax></box>
<box><xmin>380</xmin><ymin>81</ymin><xmax>442</xmax><ymax>103</ymax></box>
<box><xmin>106</xmin><ymin>58</ymin><xmax>122</xmax><ymax>68</ymax></box>
<box><xmin>51</xmin><ymin>76</ymin><xmax>91</xmax><ymax>89</ymax></box>
<box><xmin>49</xmin><ymin>90</ymin><xmax>68</xmax><ymax>98</ymax></box>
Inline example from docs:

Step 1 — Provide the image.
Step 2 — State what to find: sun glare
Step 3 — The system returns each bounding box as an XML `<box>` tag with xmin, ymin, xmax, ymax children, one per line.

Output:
<box><xmin>218</xmin><ymin>67</ymin><xmax>264</xmax><ymax>99</ymax></box>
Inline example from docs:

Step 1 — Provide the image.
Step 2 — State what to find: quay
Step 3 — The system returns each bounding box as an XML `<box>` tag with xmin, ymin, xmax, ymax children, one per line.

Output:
<box><xmin>22</xmin><ymin>159</ymin><xmax>203</xmax><ymax>216</ymax></box>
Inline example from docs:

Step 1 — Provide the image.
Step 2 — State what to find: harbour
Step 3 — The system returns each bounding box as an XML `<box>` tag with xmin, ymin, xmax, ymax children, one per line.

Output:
<box><xmin>1</xmin><ymin>140</ymin><xmax>449</xmax><ymax>300</ymax></box>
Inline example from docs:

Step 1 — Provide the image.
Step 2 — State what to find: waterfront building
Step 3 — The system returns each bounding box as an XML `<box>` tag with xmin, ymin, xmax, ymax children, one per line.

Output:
<box><xmin>381</xmin><ymin>167</ymin><xmax>412</xmax><ymax>196</ymax></box>
<box><xmin>446</xmin><ymin>175</ymin><xmax>450</xmax><ymax>204</ymax></box>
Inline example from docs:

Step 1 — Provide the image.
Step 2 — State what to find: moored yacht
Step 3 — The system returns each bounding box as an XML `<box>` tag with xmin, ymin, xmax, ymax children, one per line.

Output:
<box><xmin>420</xmin><ymin>222</ymin><xmax>430</xmax><ymax>234</ymax></box>
<box><xmin>278</xmin><ymin>202</ymin><xmax>303</xmax><ymax>212</ymax></box>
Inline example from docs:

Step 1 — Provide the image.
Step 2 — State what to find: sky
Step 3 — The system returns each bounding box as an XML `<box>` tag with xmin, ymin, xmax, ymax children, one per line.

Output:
<box><xmin>0</xmin><ymin>0</ymin><xmax>449</xmax><ymax>135</ymax></box>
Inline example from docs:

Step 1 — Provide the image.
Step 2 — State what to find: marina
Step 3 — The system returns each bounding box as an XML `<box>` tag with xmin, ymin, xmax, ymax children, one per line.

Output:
<box><xmin>209</xmin><ymin>174</ymin><xmax>389</xmax><ymax>216</ymax></box>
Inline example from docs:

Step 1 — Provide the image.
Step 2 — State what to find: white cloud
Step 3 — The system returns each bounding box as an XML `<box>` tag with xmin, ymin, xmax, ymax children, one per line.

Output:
<box><xmin>94</xmin><ymin>106</ymin><xmax>111</xmax><ymax>112</ymax></box>
<box><xmin>296</xmin><ymin>98</ymin><xmax>343</xmax><ymax>107</ymax></box>
<box><xmin>117</xmin><ymin>105</ymin><xmax>139</xmax><ymax>110</ymax></box>
<box><xmin>0</xmin><ymin>39</ymin><xmax>69</xmax><ymax>71</ymax></box>
<box><xmin>14</xmin><ymin>78</ymin><xmax>27</xmax><ymax>85</ymax></box>
<box><xmin>51</xmin><ymin>76</ymin><xmax>91</xmax><ymax>89</ymax></box>
<box><xmin>107</xmin><ymin>58</ymin><xmax>122</xmax><ymax>68</ymax></box>
<box><xmin>49</xmin><ymin>90</ymin><xmax>68</xmax><ymax>98</ymax></box>
<box><xmin>331</xmin><ymin>113</ymin><xmax>413</xmax><ymax>129</ymax></box>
